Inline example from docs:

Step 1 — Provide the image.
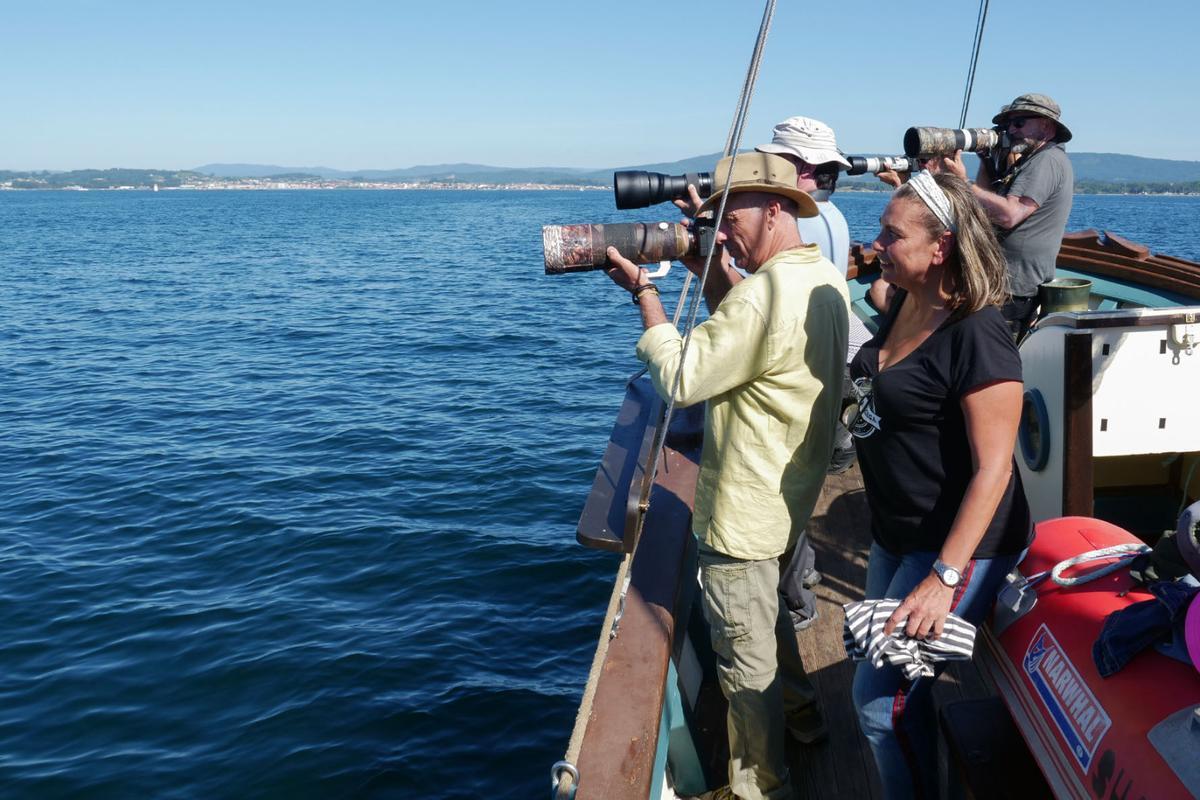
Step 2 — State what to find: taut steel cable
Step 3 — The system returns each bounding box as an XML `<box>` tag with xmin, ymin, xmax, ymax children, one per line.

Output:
<box><xmin>958</xmin><ymin>0</ymin><xmax>991</xmax><ymax>128</ymax></box>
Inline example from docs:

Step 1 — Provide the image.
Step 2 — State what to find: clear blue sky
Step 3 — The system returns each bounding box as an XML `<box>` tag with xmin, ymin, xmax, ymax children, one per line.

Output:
<box><xmin>3</xmin><ymin>0</ymin><xmax>1197</xmax><ymax>171</ymax></box>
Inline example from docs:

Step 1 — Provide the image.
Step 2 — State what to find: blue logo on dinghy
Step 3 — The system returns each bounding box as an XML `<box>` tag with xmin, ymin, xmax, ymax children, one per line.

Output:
<box><xmin>1023</xmin><ymin>624</ymin><xmax>1111</xmax><ymax>772</ymax></box>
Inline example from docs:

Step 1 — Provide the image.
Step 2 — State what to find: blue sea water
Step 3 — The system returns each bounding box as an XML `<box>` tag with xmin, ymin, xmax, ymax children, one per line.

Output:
<box><xmin>1</xmin><ymin>189</ymin><xmax>1197</xmax><ymax>799</ymax></box>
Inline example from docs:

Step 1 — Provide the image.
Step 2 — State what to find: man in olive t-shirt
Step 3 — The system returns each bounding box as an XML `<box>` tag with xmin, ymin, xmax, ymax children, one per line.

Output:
<box><xmin>935</xmin><ymin>93</ymin><xmax>1075</xmax><ymax>339</ymax></box>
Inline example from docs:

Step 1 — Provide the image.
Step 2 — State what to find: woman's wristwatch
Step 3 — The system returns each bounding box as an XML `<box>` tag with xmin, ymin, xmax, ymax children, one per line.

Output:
<box><xmin>932</xmin><ymin>559</ymin><xmax>962</xmax><ymax>587</ymax></box>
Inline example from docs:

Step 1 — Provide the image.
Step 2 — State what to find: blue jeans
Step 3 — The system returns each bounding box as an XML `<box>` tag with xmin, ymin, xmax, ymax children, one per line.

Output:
<box><xmin>851</xmin><ymin>543</ymin><xmax>1023</xmax><ymax>799</ymax></box>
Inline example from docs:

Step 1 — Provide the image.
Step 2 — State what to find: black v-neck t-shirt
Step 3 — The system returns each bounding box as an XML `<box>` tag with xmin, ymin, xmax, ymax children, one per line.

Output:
<box><xmin>848</xmin><ymin>292</ymin><xmax>1032</xmax><ymax>557</ymax></box>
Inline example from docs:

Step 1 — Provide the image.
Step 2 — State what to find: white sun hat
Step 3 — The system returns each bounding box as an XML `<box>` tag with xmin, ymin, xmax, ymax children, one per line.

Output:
<box><xmin>756</xmin><ymin>116</ymin><xmax>851</xmax><ymax>169</ymax></box>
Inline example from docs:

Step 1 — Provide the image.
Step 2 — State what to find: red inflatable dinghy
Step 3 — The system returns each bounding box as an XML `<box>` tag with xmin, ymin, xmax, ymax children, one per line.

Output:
<box><xmin>978</xmin><ymin>516</ymin><xmax>1200</xmax><ymax>799</ymax></box>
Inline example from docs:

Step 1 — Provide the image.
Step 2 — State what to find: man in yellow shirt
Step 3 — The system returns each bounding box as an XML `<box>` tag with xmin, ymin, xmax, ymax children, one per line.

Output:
<box><xmin>604</xmin><ymin>152</ymin><xmax>850</xmax><ymax>800</ymax></box>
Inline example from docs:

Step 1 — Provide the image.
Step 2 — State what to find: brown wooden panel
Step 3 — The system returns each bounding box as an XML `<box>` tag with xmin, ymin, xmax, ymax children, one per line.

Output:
<box><xmin>1062</xmin><ymin>331</ymin><xmax>1095</xmax><ymax>517</ymax></box>
<box><xmin>1040</xmin><ymin>307</ymin><xmax>1200</xmax><ymax>330</ymax></box>
<box><xmin>576</xmin><ymin>379</ymin><xmax>659</xmax><ymax>552</ymax></box>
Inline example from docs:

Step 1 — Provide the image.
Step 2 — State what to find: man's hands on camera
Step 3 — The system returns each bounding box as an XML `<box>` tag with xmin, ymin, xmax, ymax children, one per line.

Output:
<box><xmin>672</xmin><ymin>184</ymin><xmax>734</xmax><ymax>280</ymax></box>
<box><xmin>926</xmin><ymin>149</ymin><xmax>968</xmax><ymax>182</ymax></box>
<box><xmin>876</xmin><ymin>167</ymin><xmax>903</xmax><ymax>189</ymax></box>
<box><xmin>605</xmin><ymin>247</ymin><xmax>667</xmax><ymax>329</ymax></box>
<box><xmin>603</xmin><ymin>247</ymin><xmax>646</xmax><ymax>292</ymax></box>
<box><xmin>671</xmin><ymin>183</ymin><xmax>706</xmax><ymax>218</ymax></box>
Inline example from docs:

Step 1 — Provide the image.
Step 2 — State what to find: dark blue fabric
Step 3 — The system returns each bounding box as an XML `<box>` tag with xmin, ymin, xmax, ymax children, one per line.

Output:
<box><xmin>1093</xmin><ymin>580</ymin><xmax>1200</xmax><ymax>678</ymax></box>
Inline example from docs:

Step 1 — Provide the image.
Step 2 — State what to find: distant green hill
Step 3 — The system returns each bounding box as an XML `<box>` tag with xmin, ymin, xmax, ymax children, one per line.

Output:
<box><xmin>179</xmin><ymin>153</ymin><xmax>1200</xmax><ymax>190</ymax></box>
<box><xmin>193</xmin><ymin>162</ymin><xmax>600</xmax><ymax>185</ymax></box>
<box><xmin>0</xmin><ymin>168</ymin><xmax>200</xmax><ymax>189</ymax></box>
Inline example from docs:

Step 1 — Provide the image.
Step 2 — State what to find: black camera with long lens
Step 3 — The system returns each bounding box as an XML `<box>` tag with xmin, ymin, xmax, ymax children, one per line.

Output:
<box><xmin>845</xmin><ymin>156</ymin><xmax>921</xmax><ymax>176</ymax></box>
<box><xmin>613</xmin><ymin>170</ymin><xmax>714</xmax><ymax>210</ymax></box>
<box><xmin>543</xmin><ymin>220</ymin><xmax>717</xmax><ymax>275</ymax></box>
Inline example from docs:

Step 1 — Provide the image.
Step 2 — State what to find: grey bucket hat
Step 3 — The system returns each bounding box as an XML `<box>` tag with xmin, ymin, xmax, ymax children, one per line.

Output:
<box><xmin>992</xmin><ymin>93</ymin><xmax>1072</xmax><ymax>143</ymax></box>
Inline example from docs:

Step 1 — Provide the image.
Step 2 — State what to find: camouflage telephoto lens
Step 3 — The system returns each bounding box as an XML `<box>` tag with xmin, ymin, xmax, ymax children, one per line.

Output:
<box><xmin>542</xmin><ymin>222</ymin><xmax>696</xmax><ymax>274</ymax></box>
<box><xmin>613</xmin><ymin>171</ymin><xmax>714</xmax><ymax>210</ymax></box>
<box><xmin>903</xmin><ymin>127</ymin><xmax>1001</xmax><ymax>158</ymax></box>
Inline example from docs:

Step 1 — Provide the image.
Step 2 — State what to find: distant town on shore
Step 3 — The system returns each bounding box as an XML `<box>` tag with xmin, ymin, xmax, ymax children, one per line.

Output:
<box><xmin>5</xmin><ymin>151</ymin><xmax>1200</xmax><ymax>195</ymax></box>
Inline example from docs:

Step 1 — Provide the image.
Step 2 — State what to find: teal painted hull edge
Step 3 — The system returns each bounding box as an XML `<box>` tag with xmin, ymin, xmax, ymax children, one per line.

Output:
<box><xmin>653</xmin><ymin>659</ymin><xmax>706</xmax><ymax>799</ymax></box>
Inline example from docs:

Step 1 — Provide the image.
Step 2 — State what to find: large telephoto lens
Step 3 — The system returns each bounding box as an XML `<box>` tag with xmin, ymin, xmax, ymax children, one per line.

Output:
<box><xmin>903</xmin><ymin>127</ymin><xmax>1001</xmax><ymax>158</ymax></box>
<box><xmin>613</xmin><ymin>171</ymin><xmax>714</xmax><ymax>210</ymax></box>
<box><xmin>845</xmin><ymin>156</ymin><xmax>920</xmax><ymax>176</ymax></box>
<box><xmin>543</xmin><ymin>221</ymin><xmax>708</xmax><ymax>274</ymax></box>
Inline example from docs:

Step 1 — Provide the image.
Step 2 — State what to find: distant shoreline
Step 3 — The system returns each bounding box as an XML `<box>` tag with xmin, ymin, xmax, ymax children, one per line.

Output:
<box><xmin>0</xmin><ymin>181</ymin><xmax>610</xmax><ymax>192</ymax></box>
<box><xmin>3</xmin><ymin>184</ymin><xmax>1198</xmax><ymax>197</ymax></box>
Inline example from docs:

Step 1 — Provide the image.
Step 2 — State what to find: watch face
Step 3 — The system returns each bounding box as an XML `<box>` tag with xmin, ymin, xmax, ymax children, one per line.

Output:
<box><xmin>936</xmin><ymin>562</ymin><xmax>961</xmax><ymax>586</ymax></box>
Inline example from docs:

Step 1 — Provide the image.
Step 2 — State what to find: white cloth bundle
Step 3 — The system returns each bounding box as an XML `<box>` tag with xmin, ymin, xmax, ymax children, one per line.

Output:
<box><xmin>842</xmin><ymin>599</ymin><xmax>976</xmax><ymax>679</ymax></box>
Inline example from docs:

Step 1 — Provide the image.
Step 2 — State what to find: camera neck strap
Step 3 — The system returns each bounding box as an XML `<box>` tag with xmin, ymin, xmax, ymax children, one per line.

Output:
<box><xmin>996</xmin><ymin>140</ymin><xmax>1056</xmax><ymax>192</ymax></box>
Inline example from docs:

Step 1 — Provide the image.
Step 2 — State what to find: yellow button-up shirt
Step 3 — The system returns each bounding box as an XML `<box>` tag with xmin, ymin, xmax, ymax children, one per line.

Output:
<box><xmin>635</xmin><ymin>246</ymin><xmax>850</xmax><ymax>561</ymax></box>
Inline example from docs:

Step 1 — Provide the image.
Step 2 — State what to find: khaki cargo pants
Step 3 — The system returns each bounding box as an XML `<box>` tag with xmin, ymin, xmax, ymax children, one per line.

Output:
<box><xmin>698</xmin><ymin>547</ymin><xmax>818</xmax><ymax>800</ymax></box>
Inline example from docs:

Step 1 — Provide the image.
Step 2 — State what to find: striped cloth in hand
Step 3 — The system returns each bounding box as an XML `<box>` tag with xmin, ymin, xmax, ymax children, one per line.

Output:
<box><xmin>842</xmin><ymin>599</ymin><xmax>977</xmax><ymax>679</ymax></box>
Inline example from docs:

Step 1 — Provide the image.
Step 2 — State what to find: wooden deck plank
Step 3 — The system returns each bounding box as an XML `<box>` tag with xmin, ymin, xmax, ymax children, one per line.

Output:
<box><xmin>788</xmin><ymin>466</ymin><xmax>881</xmax><ymax>800</ymax></box>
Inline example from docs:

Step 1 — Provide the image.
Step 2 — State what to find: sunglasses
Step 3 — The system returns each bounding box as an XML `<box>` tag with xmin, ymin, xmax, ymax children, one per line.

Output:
<box><xmin>1007</xmin><ymin>116</ymin><xmax>1034</xmax><ymax>130</ymax></box>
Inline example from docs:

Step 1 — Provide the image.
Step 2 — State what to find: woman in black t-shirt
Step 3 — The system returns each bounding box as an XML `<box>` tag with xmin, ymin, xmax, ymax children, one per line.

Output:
<box><xmin>849</xmin><ymin>172</ymin><xmax>1032</xmax><ymax>799</ymax></box>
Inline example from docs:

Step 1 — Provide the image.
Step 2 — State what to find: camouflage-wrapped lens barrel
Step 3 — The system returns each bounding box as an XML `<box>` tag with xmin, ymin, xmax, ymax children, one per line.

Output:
<box><xmin>903</xmin><ymin>127</ymin><xmax>1001</xmax><ymax>158</ymax></box>
<box><xmin>542</xmin><ymin>222</ymin><xmax>698</xmax><ymax>274</ymax></box>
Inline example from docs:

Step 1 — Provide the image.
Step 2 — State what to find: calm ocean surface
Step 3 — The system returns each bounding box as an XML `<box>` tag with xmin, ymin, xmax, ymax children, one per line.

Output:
<box><xmin>2</xmin><ymin>189</ymin><xmax>1198</xmax><ymax>798</ymax></box>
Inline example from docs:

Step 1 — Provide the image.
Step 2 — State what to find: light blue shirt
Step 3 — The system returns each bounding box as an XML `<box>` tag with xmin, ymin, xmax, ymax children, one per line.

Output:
<box><xmin>796</xmin><ymin>199</ymin><xmax>849</xmax><ymax>276</ymax></box>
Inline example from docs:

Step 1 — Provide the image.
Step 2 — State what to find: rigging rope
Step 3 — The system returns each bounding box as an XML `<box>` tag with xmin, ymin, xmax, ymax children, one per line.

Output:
<box><xmin>553</xmin><ymin>5</ymin><xmax>777</xmax><ymax>797</ymax></box>
<box><xmin>957</xmin><ymin>0</ymin><xmax>990</xmax><ymax>128</ymax></box>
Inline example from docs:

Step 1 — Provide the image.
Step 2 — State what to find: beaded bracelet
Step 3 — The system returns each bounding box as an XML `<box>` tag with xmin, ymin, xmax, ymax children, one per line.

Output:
<box><xmin>631</xmin><ymin>284</ymin><xmax>660</xmax><ymax>305</ymax></box>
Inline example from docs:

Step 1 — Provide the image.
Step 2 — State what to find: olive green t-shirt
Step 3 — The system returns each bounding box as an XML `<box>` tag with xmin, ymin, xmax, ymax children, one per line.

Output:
<box><xmin>1000</xmin><ymin>144</ymin><xmax>1074</xmax><ymax>297</ymax></box>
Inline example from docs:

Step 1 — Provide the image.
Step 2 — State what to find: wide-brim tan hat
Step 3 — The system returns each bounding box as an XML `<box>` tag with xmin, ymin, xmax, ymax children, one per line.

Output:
<box><xmin>992</xmin><ymin>93</ymin><xmax>1072</xmax><ymax>143</ymax></box>
<box><xmin>696</xmin><ymin>153</ymin><xmax>819</xmax><ymax>218</ymax></box>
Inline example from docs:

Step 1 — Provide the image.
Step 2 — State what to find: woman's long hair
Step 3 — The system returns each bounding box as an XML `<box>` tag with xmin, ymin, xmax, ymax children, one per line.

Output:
<box><xmin>895</xmin><ymin>172</ymin><xmax>1009</xmax><ymax>314</ymax></box>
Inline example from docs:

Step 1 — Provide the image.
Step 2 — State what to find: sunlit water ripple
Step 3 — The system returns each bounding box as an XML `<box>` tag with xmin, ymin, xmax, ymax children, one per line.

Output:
<box><xmin>1</xmin><ymin>189</ymin><xmax>1197</xmax><ymax>798</ymax></box>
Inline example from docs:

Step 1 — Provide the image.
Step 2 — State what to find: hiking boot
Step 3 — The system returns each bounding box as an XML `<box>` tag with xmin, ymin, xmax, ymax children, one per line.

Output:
<box><xmin>790</xmin><ymin>606</ymin><xmax>818</xmax><ymax>632</ymax></box>
<box><xmin>681</xmin><ymin>785</ymin><xmax>736</xmax><ymax>800</ymax></box>
<box><xmin>827</xmin><ymin>439</ymin><xmax>857</xmax><ymax>474</ymax></box>
<box><xmin>787</xmin><ymin>704</ymin><xmax>829</xmax><ymax>744</ymax></box>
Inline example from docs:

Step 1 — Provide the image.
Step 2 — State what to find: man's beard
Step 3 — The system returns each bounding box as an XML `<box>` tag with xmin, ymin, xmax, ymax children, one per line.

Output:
<box><xmin>1008</xmin><ymin>134</ymin><xmax>1052</xmax><ymax>156</ymax></box>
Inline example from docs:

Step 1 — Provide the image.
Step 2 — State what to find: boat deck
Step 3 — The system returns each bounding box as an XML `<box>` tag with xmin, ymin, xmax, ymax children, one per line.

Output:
<box><xmin>786</xmin><ymin>465</ymin><xmax>996</xmax><ymax>799</ymax></box>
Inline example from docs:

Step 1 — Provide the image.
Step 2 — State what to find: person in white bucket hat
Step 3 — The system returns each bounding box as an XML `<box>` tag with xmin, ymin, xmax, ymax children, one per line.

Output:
<box><xmin>756</xmin><ymin>116</ymin><xmax>852</xmax><ymax>279</ymax></box>
<box><xmin>758</xmin><ymin>118</ymin><xmax>871</xmax><ymax>647</ymax></box>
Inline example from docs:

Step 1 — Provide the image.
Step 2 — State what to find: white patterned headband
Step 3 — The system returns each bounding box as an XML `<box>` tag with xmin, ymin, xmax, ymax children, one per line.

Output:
<box><xmin>907</xmin><ymin>170</ymin><xmax>956</xmax><ymax>233</ymax></box>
